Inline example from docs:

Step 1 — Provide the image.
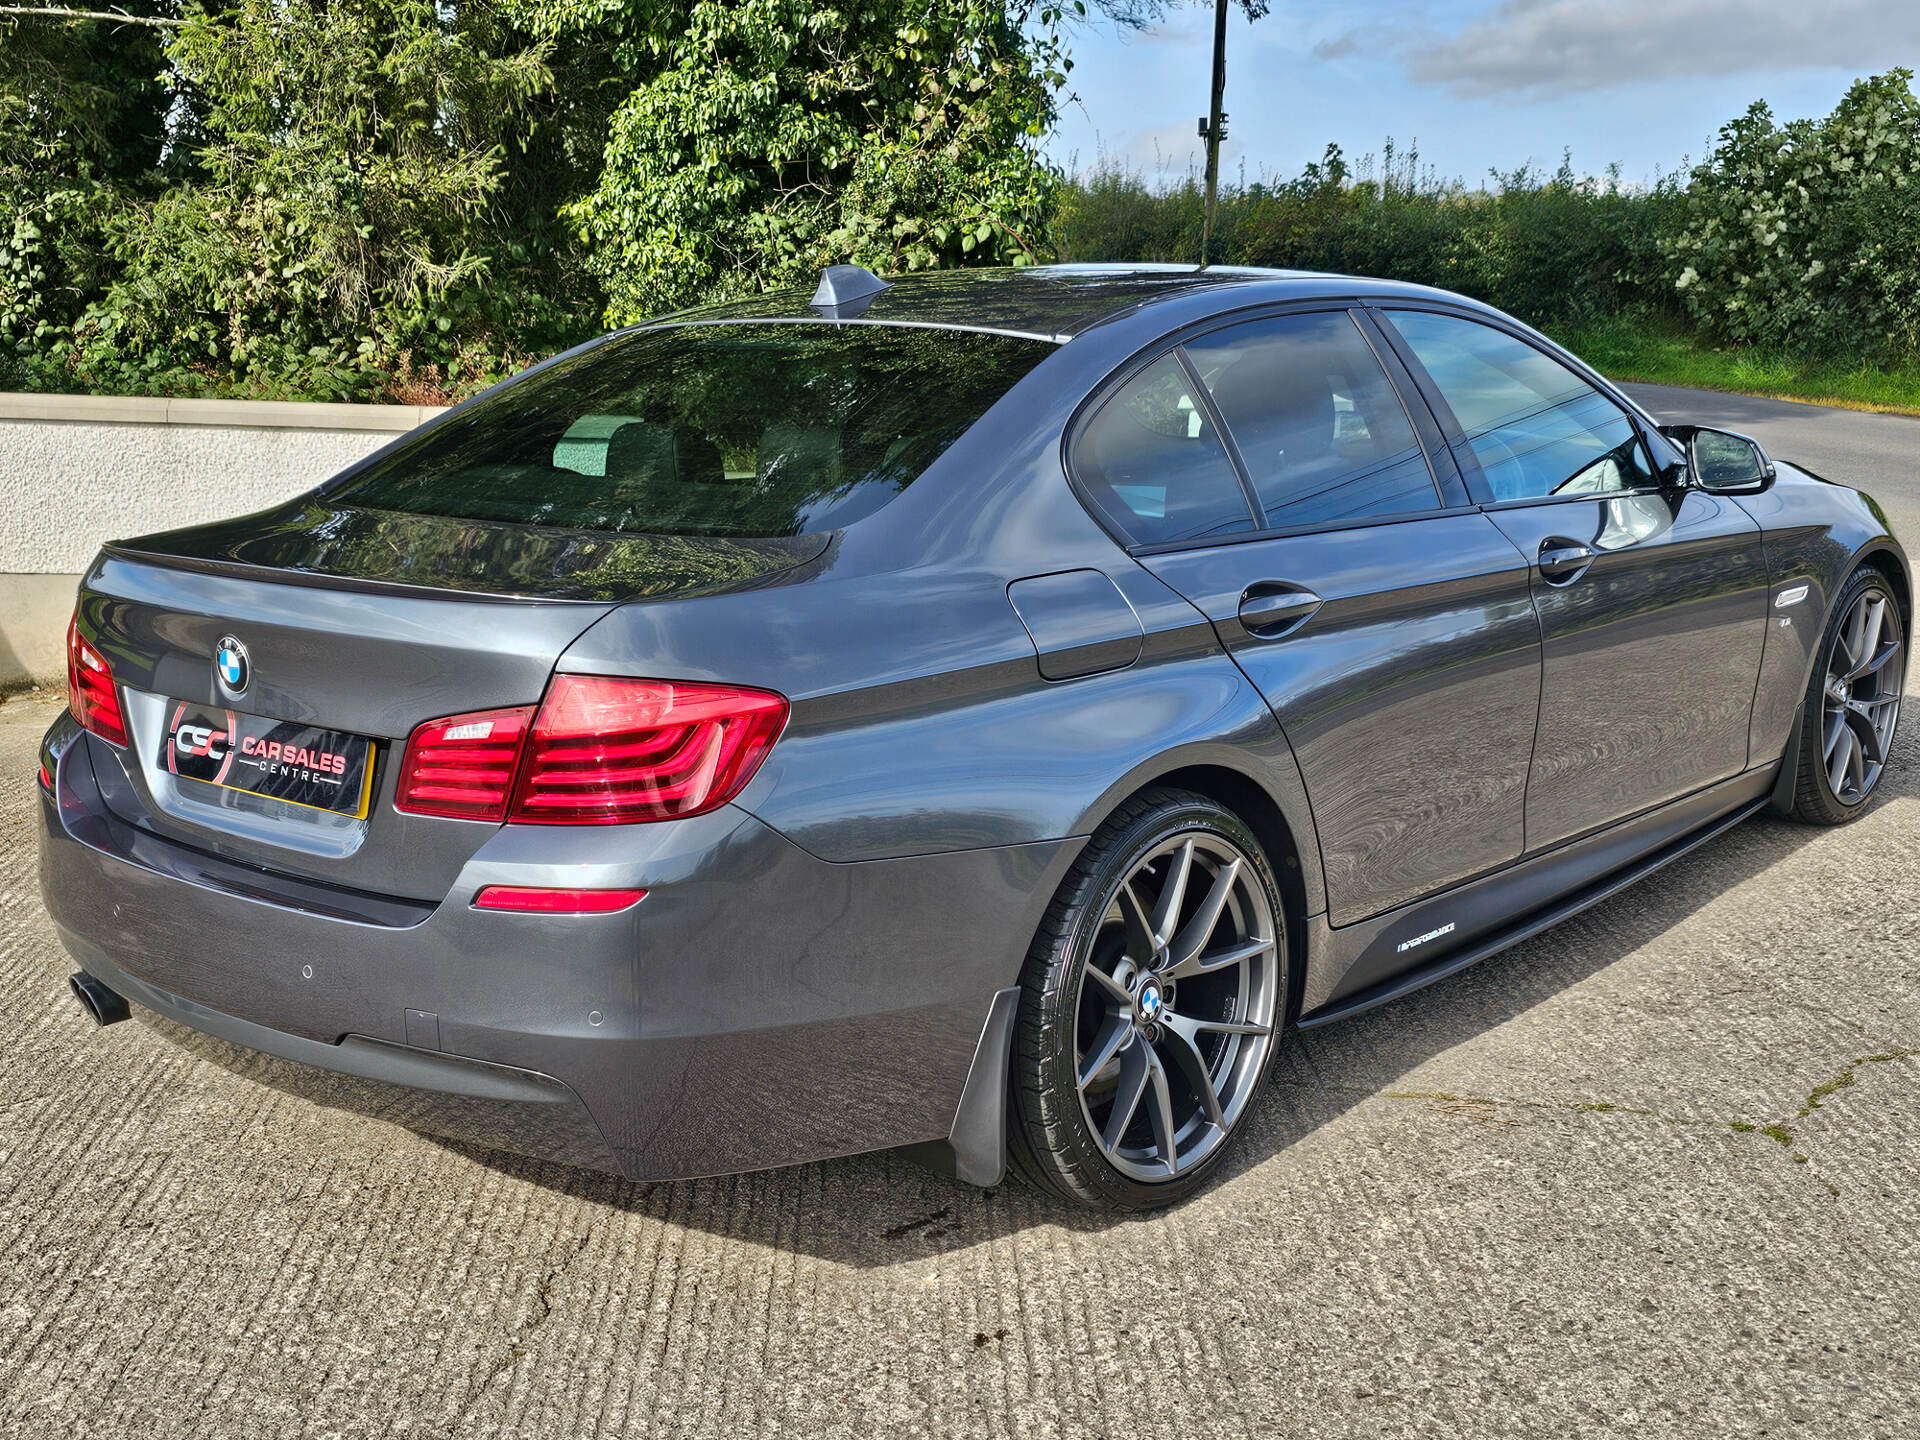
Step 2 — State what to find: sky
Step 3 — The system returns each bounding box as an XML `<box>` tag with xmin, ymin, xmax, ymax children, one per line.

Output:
<box><xmin>1044</xmin><ymin>0</ymin><xmax>1920</xmax><ymax>190</ymax></box>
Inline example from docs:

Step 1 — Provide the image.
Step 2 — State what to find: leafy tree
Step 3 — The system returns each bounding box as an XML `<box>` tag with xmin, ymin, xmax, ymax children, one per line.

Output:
<box><xmin>0</xmin><ymin>3</ymin><xmax>173</xmax><ymax>178</ymax></box>
<box><xmin>0</xmin><ymin>2</ymin><xmax>177</xmax><ymax>386</ymax></box>
<box><xmin>8</xmin><ymin>0</ymin><xmax>616</xmax><ymax>400</ymax></box>
<box><xmin>524</xmin><ymin>0</ymin><xmax>1075</xmax><ymax>323</ymax></box>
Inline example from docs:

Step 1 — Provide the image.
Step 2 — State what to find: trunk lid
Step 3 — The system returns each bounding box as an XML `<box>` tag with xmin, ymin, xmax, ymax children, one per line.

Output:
<box><xmin>77</xmin><ymin>504</ymin><xmax>826</xmax><ymax>901</ymax></box>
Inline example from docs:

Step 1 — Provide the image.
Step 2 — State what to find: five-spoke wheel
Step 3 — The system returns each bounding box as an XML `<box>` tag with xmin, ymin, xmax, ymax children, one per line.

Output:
<box><xmin>1792</xmin><ymin>566</ymin><xmax>1905</xmax><ymax>824</ymax></box>
<box><xmin>1074</xmin><ymin>832</ymin><xmax>1279</xmax><ymax>1182</ymax></box>
<box><xmin>1821</xmin><ymin>584</ymin><xmax>1903</xmax><ymax>804</ymax></box>
<box><xmin>1009</xmin><ymin>789</ymin><xmax>1285</xmax><ymax>1210</ymax></box>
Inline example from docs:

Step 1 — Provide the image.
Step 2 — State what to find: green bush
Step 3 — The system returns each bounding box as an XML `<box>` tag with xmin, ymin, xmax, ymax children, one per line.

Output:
<box><xmin>0</xmin><ymin>0</ymin><xmax>1077</xmax><ymax>401</ymax></box>
<box><xmin>1667</xmin><ymin>71</ymin><xmax>1920</xmax><ymax>362</ymax></box>
<box><xmin>1058</xmin><ymin>70</ymin><xmax>1920</xmax><ymax>366</ymax></box>
<box><xmin>1</xmin><ymin>0</ymin><xmax>610</xmax><ymax>403</ymax></box>
<box><xmin>1058</xmin><ymin>142</ymin><xmax>1686</xmax><ymax>332</ymax></box>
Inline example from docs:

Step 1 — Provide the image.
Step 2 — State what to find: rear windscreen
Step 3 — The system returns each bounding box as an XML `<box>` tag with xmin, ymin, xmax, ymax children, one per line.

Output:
<box><xmin>328</xmin><ymin>323</ymin><xmax>1057</xmax><ymax>538</ymax></box>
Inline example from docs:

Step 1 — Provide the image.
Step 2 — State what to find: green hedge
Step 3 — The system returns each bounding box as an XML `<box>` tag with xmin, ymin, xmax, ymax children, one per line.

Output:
<box><xmin>1058</xmin><ymin>71</ymin><xmax>1920</xmax><ymax>366</ymax></box>
<box><xmin>1058</xmin><ymin>143</ymin><xmax>1683</xmax><ymax>330</ymax></box>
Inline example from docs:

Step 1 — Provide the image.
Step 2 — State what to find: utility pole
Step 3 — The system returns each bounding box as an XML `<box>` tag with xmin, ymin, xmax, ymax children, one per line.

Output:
<box><xmin>1197</xmin><ymin>0</ymin><xmax>1229</xmax><ymax>268</ymax></box>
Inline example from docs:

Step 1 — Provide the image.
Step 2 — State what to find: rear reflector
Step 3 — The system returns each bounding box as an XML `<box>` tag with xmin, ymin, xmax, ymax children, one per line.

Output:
<box><xmin>509</xmin><ymin>676</ymin><xmax>789</xmax><ymax>825</ymax></box>
<box><xmin>472</xmin><ymin>885</ymin><xmax>647</xmax><ymax>914</ymax></box>
<box><xmin>394</xmin><ymin>706</ymin><xmax>535</xmax><ymax>821</ymax></box>
<box><xmin>37</xmin><ymin>761</ymin><xmax>54</xmax><ymax>792</ymax></box>
<box><xmin>66</xmin><ymin>614</ymin><xmax>128</xmax><ymax>748</ymax></box>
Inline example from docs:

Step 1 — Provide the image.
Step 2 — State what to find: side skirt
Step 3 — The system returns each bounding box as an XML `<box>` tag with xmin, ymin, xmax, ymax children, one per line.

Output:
<box><xmin>1297</xmin><ymin>765</ymin><xmax>1777</xmax><ymax>1028</ymax></box>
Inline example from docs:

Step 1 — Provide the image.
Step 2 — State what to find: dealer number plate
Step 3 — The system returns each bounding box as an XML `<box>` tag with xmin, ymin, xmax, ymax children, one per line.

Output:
<box><xmin>160</xmin><ymin>702</ymin><xmax>376</xmax><ymax>818</ymax></box>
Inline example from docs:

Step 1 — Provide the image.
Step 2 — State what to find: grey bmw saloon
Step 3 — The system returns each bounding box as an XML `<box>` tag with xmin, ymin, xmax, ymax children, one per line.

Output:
<box><xmin>38</xmin><ymin>264</ymin><xmax>1907</xmax><ymax>1211</ymax></box>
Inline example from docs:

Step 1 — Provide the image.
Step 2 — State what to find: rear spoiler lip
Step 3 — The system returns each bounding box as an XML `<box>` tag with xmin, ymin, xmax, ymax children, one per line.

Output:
<box><xmin>95</xmin><ymin>542</ymin><xmax>608</xmax><ymax>606</ymax></box>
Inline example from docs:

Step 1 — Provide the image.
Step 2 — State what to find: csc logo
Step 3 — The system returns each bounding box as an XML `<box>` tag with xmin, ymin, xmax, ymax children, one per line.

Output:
<box><xmin>175</xmin><ymin>725</ymin><xmax>229</xmax><ymax>761</ymax></box>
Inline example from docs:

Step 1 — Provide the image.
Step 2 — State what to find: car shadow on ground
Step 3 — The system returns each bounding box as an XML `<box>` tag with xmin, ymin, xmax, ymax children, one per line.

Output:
<box><xmin>451</xmin><ymin>796</ymin><xmax>1908</xmax><ymax>1266</ymax></box>
<box><xmin>160</xmin><ymin>741</ymin><xmax>1912</xmax><ymax>1270</ymax></box>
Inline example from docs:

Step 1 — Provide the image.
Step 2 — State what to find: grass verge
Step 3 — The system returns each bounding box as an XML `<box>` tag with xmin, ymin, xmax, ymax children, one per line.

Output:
<box><xmin>1547</xmin><ymin>315</ymin><xmax>1920</xmax><ymax>417</ymax></box>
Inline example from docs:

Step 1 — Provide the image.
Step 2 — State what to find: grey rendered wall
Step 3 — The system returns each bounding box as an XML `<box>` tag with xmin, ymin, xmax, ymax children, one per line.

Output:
<box><xmin>0</xmin><ymin>393</ymin><xmax>443</xmax><ymax>691</ymax></box>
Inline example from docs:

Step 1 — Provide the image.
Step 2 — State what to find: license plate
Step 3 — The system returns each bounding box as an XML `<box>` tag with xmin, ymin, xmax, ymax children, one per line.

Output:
<box><xmin>160</xmin><ymin>702</ymin><xmax>376</xmax><ymax>818</ymax></box>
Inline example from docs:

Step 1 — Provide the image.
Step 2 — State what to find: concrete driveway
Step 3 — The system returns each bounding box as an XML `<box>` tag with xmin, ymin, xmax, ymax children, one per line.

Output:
<box><xmin>2</xmin><ymin>387</ymin><xmax>1917</xmax><ymax>1439</ymax></box>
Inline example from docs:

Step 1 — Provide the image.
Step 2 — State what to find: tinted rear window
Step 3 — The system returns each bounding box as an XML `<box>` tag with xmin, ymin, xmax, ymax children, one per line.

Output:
<box><xmin>328</xmin><ymin>324</ymin><xmax>1056</xmax><ymax>538</ymax></box>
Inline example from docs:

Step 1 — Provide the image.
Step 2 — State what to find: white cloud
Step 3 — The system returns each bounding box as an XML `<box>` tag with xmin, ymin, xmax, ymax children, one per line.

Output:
<box><xmin>1323</xmin><ymin>0</ymin><xmax>1920</xmax><ymax>100</ymax></box>
<box><xmin>1123</xmin><ymin>122</ymin><xmax>1206</xmax><ymax>174</ymax></box>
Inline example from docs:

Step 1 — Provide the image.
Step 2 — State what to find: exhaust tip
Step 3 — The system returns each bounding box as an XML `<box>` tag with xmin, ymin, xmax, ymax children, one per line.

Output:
<box><xmin>68</xmin><ymin>972</ymin><xmax>130</xmax><ymax>1027</ymax></box>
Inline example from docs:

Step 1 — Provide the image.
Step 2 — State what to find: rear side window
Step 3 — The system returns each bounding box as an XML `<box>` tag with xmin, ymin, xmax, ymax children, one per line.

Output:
<box><xmin>1071</xmin><ymin>353</ymin><xmax>1256</xmax><ymax>546</ymax></box>
<box><xmin>1385</xmin><ymin>310</ymin><xmax>1657</xmax><ymax>501</ymax></box>
<box><xmin>1185</xmin><ymin>311</ymin><xmax>1439</xmax><ymax>527</ymax></box>
<box><xmin>329</xmin><ymin>324</ymin><xmax>1056</xmax><ymax>538</ymax></box>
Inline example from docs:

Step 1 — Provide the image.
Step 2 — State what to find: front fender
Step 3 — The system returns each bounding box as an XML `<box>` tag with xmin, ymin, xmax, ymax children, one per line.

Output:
<box><xmin>1736</xmin><ymin>468</ymin><xmax>1908</xmax><ymax>765</ymax></box>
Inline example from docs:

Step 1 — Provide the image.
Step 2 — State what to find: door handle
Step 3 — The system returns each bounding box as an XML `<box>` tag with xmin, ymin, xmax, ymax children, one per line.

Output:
<box><xmin>1536</xmin><ymin>538</ymin><xmax>1598</xmax><ymax>586</ymax></box>
<box><xmin>1237</xmin><ymin>586</ymin><xmax>1323</xmax><ymax>638</ymax></box>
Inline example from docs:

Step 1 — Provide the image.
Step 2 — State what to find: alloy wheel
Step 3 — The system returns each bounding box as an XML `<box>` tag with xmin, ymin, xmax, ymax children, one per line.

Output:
<box><xmin>1822</xmin><ymin>586</ymin><xmax>1904</xmax><ymax>805</ymax></box>
<box><xmin>1073</xmin><ymin>831</ymin><xmax>1279</xmax><ymax>1182</ymax></box>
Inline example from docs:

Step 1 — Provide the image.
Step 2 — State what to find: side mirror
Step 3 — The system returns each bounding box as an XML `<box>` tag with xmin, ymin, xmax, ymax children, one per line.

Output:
<box><xmin>1663</xmin><ymin>425</ymin><xmax>1775</xmax><ymax>493</ymax></box>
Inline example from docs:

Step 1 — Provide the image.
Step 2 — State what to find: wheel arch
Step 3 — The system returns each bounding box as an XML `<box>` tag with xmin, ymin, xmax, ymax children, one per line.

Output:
<box><xmin>1767</xmin><ymin>540</ymin><xmax>1910</xmax><ymax>814</ymax></box>
<box><xmin>1809</xmin><ymin>539</ymin><xmax>1912</xmax><ymax>711</ymax></box>
<box><xmin>1155</xmin><ymin>764</ymin><xmax>1315</xmax><ymax>1025</ymax></box>
<box><xmin>918</xmin><ymin>756</ymin><xmax>1321</xmax><ymax>1191</ymax></box>
<box><xmin>1856</xmin><ymin>542</ymin><xmax>1911</xmax><ymax>628</ymax></box>
<box><xmin>1080</xmin><ymin>758</ymin><xmax>1320</xmax><ymax>1027</ymax></box>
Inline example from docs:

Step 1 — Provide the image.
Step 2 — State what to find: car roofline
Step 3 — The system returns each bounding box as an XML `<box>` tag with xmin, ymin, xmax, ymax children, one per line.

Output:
<box><xmin>629</xmin><ymin>315</ymin><xmax>1073</xmax><ymax>345</ymax></box>
<box><xmin>606</xmin><ymin>263</ymin><xmax>1520</xmax><ymax>349</ymax></box>
<box><xmin>632</xmin><ymin>265</ymin><xmax>1497</xmax><ymax>343</ymax></box>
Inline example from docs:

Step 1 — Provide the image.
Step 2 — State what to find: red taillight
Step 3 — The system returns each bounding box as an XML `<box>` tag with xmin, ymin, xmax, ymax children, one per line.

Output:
<box><xmin>472</xmin><ymin>885</ymin><xmax>648</xmax><ymax>914</ymax></box>
<box><xmin>394</xmin><ymin>676</ymin><xmax>787</xmax><ymax>826</ymax></box>
<box><xmin>510</xmin><ymin>676</ymin><xmax>788</xmax><ymax>824</ymax></box>
<box><xmin>394</xmin><ymin>705</ymin><xmax>535</xmax><ymax>821</ymax></box>
<box><xmin>66</xmin><ymin>614</ymin><xmax>128</xmax><ymax>748</ymax></box>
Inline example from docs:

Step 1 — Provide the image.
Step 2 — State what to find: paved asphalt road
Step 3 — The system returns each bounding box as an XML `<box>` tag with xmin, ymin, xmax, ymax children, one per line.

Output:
<box><xmin>2</xmin><ymin>387</ymin><xmax>1917</xmax><ymax>1439</ymax></box>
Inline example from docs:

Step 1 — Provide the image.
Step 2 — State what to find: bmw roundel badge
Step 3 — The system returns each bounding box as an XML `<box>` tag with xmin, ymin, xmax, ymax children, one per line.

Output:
<box><xmin>215</xmin><ymin>636</ymin><xmax>250</xmax><ymax>695</ymax></box>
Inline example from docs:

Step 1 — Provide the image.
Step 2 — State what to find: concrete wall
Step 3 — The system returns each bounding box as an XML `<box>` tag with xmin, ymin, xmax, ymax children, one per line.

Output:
<box><xmin>0</xmin><ymin>392</ymin><xmax>445</xmax><ymax>691</ymax></box>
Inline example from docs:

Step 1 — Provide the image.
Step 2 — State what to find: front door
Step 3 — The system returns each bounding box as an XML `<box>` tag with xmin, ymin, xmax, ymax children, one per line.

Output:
<box><xmin>1072</xmin><ymin>308</ymin><xmax>1542</xmax><ymax>927</ymax></box>
<box><xmin>1377</xmin><ymin>308</ymin><xmax>1771</xmax><ymax>849</ymax></box>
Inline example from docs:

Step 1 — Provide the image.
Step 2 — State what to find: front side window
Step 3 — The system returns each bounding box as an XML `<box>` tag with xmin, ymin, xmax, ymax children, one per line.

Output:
<box><xmin>1071</xmin><ymin>353</ymin><xmax>1256</xmax><ymax>546</ymax></box>
<box><xmin>1185</xmin><ymin>311</ymin><xmax>1439</xmax><ymax>528</ymax></box>
<box><xmin>1385</xmin><ymin>311</ymin><xmax>1656</xmax><ymax>501</ymax></box>
<box><xmin>329</xmin><ymin>324</ymin><xmax>1056</xmax><ymax>538</ymax></box>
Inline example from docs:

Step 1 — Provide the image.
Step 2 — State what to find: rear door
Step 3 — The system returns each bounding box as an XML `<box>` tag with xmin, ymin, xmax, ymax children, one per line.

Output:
<box><xmin>1374</xmin><ymin>307</ymin><xmax>1770</xmax><ymax>850</ymax></box>
<box><xmin>1075</xmin><ymin>308</ymin><xmax>1543</xmax><ymax>928</ymax></box>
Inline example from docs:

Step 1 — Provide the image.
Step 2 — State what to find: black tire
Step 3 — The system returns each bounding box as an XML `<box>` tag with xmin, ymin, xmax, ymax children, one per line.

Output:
<box><xmin>1006</xmin><ymin>787</ymin><xmax>1287</xmax><ymax>1211</ymax></box>
<box><xmin>1789</xmin><ymin>565</ymin><xmax>1906</xmax><ymax>824</ymax></box>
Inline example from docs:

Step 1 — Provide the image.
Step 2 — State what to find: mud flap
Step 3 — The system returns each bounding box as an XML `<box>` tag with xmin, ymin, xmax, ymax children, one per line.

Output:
<box><xmin>899</xmin><ymin>986</ymin><xmax>1020</xmax><ymax>1188</ymax></box>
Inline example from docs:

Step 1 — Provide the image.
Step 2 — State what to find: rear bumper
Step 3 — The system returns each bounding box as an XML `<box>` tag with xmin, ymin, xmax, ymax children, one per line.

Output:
<box><xmin>37</xmin><ymin>716</ymin><xmax>1075</xmax><ymax>1182</ymax></box>
<box><xmin>61</xmin><ymin>947</ymin><xmax>622</xmax><ymax>1174</ymax></box>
